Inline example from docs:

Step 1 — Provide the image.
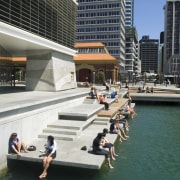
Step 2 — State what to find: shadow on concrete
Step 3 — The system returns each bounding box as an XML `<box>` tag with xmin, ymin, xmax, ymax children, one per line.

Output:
<box><xmin>0</xmin><ymin>86</ymin><xmax>26</xmax><ymax>94</ymax></box>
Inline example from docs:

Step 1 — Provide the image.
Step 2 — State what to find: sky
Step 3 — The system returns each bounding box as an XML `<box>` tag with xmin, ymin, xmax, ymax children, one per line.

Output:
<box><xmin>134</xmin><ymin>0</ymin><xmax>166</xmax><ymax>40</ymax></box>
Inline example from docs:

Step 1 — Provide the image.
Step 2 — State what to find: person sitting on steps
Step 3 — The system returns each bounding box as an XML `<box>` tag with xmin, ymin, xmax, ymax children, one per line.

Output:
<box><xmin>88</xmin><ymin>87</ymin><xmax>97</xmax><ymax>99</ymax></box>
<box><xmin>92</xmin><ymin>133</ymin><xmax>114</xmax><ymax>168</ymax></box>
<box><xmin>99</xmin><ymin>94</ymin><xmax>109</xmax><ymax>110</ymax></box>
<box><xmin>125</xmin><ymin>105</ymin><xmax>137</xmax><ymax>119</ymax></box>
<box><xmin>9</xmin><ymin>132</ymin><xmax>28</xmax><ymax>156</ymax></box>
<box><xmin>109</xmin><ymin>121</ymin><xmax>127</xmax><ymax>142</ymax></box>
<box><xmin>115</xmin><ymin>110</ymin><xmax>130</xmax><ymax>131</ymax></box>
<box><xmin>101</xmin><ymin>128</ymin><xmax>118</xmax><ymax>160</ymax></box>
<box><xmin>39</xmin><ymin>135</ymin><xmax>57</xmax><ymax>179</ymax></box>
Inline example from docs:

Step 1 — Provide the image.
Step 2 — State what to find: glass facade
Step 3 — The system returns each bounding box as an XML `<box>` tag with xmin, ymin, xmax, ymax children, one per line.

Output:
<box><xmin>164</xmin><ymin>0</ymin><xmax>180</xmax><ymax>74</ymax></box>
<box><xmin>125</xmin><ymin>0</ymin><xmax>134</xmax><ymax>27</ymax></box>
<box><xmin>0</xmin><ymin>0</ymin><xmax>77</xmax><ymax>49</ymax></box>
<box><xmin>139</xmin><ymin>36</ymin><xmax>159</xmax><ymax>73</ymax></box>
<box><xmin>0</xmin><ymin>45</ymin><xmax>12</xmax><ymax>86</ymax></box>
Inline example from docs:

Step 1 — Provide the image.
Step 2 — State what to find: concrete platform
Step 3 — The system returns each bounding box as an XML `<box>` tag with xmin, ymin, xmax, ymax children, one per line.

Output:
<box><xmin>58</xmin><ymin>103</ymin><xmax>104</xmax><ymax>121</ymax></box>
<box><xmin>2</xmin><ymin>85</ymin><xmax>180</xmax><ymax>171</ymax></box>
<box><xmin>0</xmin><ymin>87</ymin><xmax>89</xmax><ymax>119</ymax></box>
<box><xmin>131</xmin><ymin>93</ymin><xmax>180</xmax><ymax>102</ymax></box>
<box><xmin>7</xmin><ymin>123</ymin><xmax>118</xmax><ymax>170</ymax></box>
<box><xmin>4</xmin><ymin>86</ymin><xmax>127</xmax><ymax>170</ymax></box>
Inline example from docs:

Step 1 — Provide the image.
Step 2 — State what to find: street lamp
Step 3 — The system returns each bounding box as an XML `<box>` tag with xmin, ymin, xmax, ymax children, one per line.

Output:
<box><xmin>93</xmin><ymin>71</ymin><xmax>95</xmax><ymax>86</ymax></box>
<box><xmin>132</xmin><ymin>72</ymin><xmax>135</xmax><ymax>86</ymax></box>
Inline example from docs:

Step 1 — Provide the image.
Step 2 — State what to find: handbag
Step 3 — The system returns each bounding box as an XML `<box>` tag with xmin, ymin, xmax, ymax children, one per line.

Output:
<box><xmin>27</xmin><ymin>145</ymin><xmax>36</xmax><ymax>151</ymax></box>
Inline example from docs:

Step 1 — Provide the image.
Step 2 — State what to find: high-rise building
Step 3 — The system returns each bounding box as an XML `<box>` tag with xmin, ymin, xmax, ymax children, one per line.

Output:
<box><xmin>164</xmin><ymin>0</ymin><xmax>180</xmax><ymax>74</ymax></box>
<box><xmin>76</xmin><ymin>0</ymin><xmax>126</xmax><ymax>69</ymax></box>
<box><xmin>125</xmin><ymin>27</ymin><xmax>140</xmax><ymax>75</ymax></box>
<box><xmin>125</xmin><ymin>0</ymin><xmax>134</xmax><ymax>27</ymax></box>
<box><xmin>124</xmin><ymin>0</ymin><xmax>140</xmax><ymax>82</ymax></box>
<box><xmin>139</xmin><ymin>36</ymin><xmax>159</xmax><ymax>73</ymax></box>
<box><xmin>0</xmin><ymin>0</ymin><xmax>77</xmax><ymax>91</ymax></box>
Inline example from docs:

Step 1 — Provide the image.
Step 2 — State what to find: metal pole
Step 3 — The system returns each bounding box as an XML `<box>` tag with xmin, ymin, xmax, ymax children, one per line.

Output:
<box><xmin>93</xmin><ymin>71</ymin><xmax>95</xmax><ymax>86</ymax></box>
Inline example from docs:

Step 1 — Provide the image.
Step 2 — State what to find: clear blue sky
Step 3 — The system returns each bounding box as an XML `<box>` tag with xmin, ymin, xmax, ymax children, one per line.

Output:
<box><xmin>134</xmin><ymin>0</ymin><xmax>166</xmax><ymax>40</ymax></box>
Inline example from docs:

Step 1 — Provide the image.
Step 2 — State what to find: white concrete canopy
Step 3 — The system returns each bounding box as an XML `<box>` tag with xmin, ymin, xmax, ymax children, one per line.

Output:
<box><xmin>0</xmin><ymin>22</ymin><xmax>76</xmax><ymax>56</ymax></box>
<box><xmin>0</xmin><ymin>22</ymin><xmax>77</xmax><ymax>91</ymax></box>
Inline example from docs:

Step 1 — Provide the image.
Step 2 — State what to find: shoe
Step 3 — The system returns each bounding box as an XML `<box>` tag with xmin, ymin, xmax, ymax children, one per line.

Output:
<box><xmin>39</xmin><ymin>149</ymin><xmax>46</xmax><ymax>153</ymax></box>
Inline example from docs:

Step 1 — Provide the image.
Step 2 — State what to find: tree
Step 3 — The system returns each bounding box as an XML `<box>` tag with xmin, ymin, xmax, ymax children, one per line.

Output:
<box><xmin>97</xmin><ymin>71</ymin><xmax>105</xmax><ymax>84</ymax></box>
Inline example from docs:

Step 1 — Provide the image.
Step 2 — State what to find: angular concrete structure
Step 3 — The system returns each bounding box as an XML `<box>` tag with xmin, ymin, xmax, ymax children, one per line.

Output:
<box><xmin>26</xmin><ymin>50</ymin><xmax>77</xmax><ymax>91</ymax></box>
<box><xmin>0</xmin><ymin>0</ymin><xmax>78</xmax><ymax>91</ymax></box>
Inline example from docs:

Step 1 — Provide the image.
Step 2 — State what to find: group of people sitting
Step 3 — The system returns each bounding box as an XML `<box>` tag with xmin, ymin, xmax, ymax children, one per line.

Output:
<box><xmin>92</xmin><ymin>108</ymin><xmax>132</xmax><ymax>168</ymax></box>
<box><xmin>138</xmin><ymin>86</ymin><xmax>154</xmax><ymax>93</ymax></box>
<box><xmin>8</xmin><ymin>133</ymin><xmax>57</xmax><ymax>179</ymax></box>
<box><xmin>92</xmin><ymin>129</ymin><xmax>118</xmax><ymax>169</ymax></box>
<box><xmin>88</xmin><ymin>87</ymin><xmax>110</xmax><ymax>110</ymax></box>
<box><xmin>88</xmin><ymin>87</ymin><xmax>119</xmax><ymax>110</ymax></box>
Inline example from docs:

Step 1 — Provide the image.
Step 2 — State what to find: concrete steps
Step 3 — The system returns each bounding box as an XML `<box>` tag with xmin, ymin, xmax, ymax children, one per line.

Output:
<box><xmin>38</xmin><ymin>132</ymin><xmax>76</xmax><ymax>141</ymax></box>
<box><xmin>83</xmin><ymin>98</ymin><xmax>99</xmax><ymax>104</ymax></box>
<box><xmin>92</xmin><ymin>117</ymin><xmax>109</xmax><ymax>125</ymax></box>
<box><xmin>43</xmin><ymin>127</ymin><xmax>80</xmax><ymax>136</ymax></box>
<box><xmin>47</xmin><ymin>123</ymin><xmax>81</xmax><ymax>130</ymax></box>
<box><xmin>38</xmin><ymin>120</ymin><xmax>83</xmax><ymax>141</ymax></box>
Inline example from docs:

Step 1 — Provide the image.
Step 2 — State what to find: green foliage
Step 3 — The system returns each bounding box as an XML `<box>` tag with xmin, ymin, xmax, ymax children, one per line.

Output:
<box><xmin>97</xmin><ymin>71</ymin><xmax>105</xmax><ymax>84</ymax></box>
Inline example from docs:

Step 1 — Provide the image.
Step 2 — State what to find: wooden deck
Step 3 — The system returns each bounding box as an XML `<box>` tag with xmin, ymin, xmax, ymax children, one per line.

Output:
<box><xmin>97</xmin><ymin>98</ymin><xmax>128</xmax><ymax>118</ymax></box>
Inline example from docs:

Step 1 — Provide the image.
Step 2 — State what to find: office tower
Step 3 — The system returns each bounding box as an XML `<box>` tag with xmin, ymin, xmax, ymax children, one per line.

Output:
<box><xmin>124</xmin><ymin>0</ymin><xmax>140</xmax><ymax>82</ymax></box>
<box><xmin>0</xmin><ymin>0</ymin><xmax>77</xmax><ymax>91</ymax></box>
<box><xmin>76</xmin><ymin>0</ymin><xmax>126</xmax><ymax>67</ymax></box>
<box><xmin>125</xmin><ymin>27</ymin><xmax>139</xmax><ymax>73</ymax></box>
<box><xmin>125</xmin><ymin>0</ymin><xmax>134</xmax><ymax>27</ymax></box>
<box><xmin>159</xmin><ymin>31</ymin><xmax>164</xmax><ymax>74</ymax></box>
<box><xmin>139</xmin><ymin>36</ymin><xmax>159</xmax><ymax>73</ymax></box>
<box><xmin>164</xmin><ymin>0</ymin><xmax>180</xmax><ymax>74</ymax></box>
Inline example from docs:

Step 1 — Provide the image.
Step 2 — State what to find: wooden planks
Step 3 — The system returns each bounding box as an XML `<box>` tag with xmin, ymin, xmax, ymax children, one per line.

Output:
<box><xmin>97</xmin><ymin>98</ymin><xmax>128</xmax><ymax>118</ymax></box>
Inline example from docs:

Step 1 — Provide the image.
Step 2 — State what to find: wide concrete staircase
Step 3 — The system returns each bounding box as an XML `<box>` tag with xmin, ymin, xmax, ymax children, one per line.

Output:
<box><xmin>37</xmin><ymin>89</ymin><xmax>128</xmax><ymax>142</ymax></box>
<box><xmin>38</xmin><ymin>102</ymin><xmax>105</xmax><ymax>141</ymax></box>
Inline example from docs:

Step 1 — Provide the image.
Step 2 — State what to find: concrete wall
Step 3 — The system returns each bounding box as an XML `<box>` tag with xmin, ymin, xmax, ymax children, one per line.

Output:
<box><xmin>26</xmin><ymin>50</ymin><xmax>77</xmax><ymax>91</ymax></box>
<box><xmin>0</xmin><ymin>97</ymin><xmax>84</xmax><ymax>170</ymax></box>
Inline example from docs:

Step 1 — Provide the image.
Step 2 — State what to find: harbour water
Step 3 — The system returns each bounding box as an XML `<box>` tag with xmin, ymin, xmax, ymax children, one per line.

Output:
<box><xmin>0</xmin><ymin>103</ymin><xmax>180</xmax><ymax>180</ymax></box>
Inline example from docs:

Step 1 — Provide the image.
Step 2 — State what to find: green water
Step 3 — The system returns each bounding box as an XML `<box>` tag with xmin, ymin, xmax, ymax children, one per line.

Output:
<box><xmin>1</xmin><ymin>104</ymin><xmax>180</xmax><ymax>180</ymax></box>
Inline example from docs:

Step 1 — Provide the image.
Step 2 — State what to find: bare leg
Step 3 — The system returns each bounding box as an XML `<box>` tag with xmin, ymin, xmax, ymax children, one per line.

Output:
<box><xmin>107</xmin><ymin>158</ymin><xmax>114</xmax><ymax>169</ymax></box>
<box><xmin>112</xmin><ymin>147</ymin><xmax>118</xmax><ymax>156</ymax></box>
<box><xmin>17</xmin><ymin>142</ymin><xmax>21</xmax><ymax>153</ymax></box>
<box><xmin>110</xmin><ymin>148</ymin><xmax>116</xmax><ymax>160</ymax></box>
<box><xmin>39</xmin><ymin>157</ymin><xmax>52</xmax><ymax>179</ymax></box>
<box><xmin>21</xmin><ymin>142</ymin><xmax>28</xmax><ymax>152</ymax></box>
<box><xmin>119</xmin><ymin>137</ymin><xmax>122</xmax><ymax>142</ymax></box>
<box><xmin>121</xmin><ymin>130</ymin><xmax>129</xmax><ymax>139</ymax></box>
<box><xmin>118</xmin><ymin>131</ymin><xmax>127</xmax><ymax>141</ymax></box>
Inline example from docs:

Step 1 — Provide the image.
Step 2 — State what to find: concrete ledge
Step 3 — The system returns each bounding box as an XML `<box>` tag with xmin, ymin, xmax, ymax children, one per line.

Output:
<box><xmin>58</xmin><ymin>104</ymin><xmax>104</xmax><ymax>121</ymax></box>
<box><xmin>7</xmin><ymin>123</ymin><xmax>118</xmax><ymax>170</ymax></box>
<box><xmin>131</xmin><ymin>93</ymin><xmax>180</xmax><ymax>102</ymax></box>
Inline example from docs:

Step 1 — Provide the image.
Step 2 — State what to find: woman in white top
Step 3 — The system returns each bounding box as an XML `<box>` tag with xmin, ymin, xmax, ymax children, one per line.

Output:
<box><xmin>39</xmin><ymin>135</ymin><xmax>57</xmax><ymax>179</ymax></box>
